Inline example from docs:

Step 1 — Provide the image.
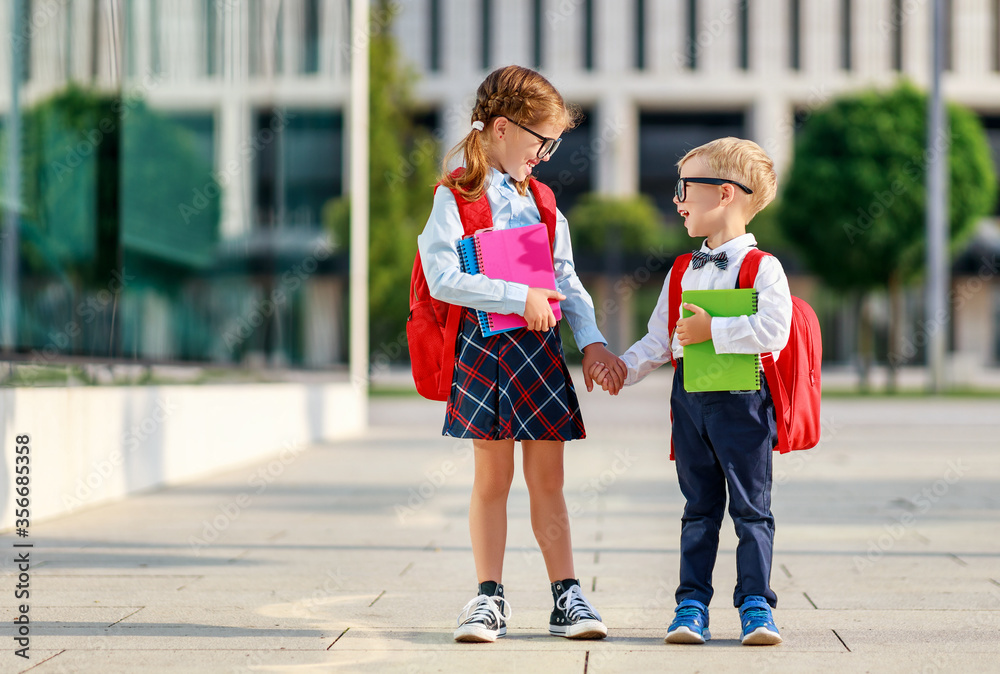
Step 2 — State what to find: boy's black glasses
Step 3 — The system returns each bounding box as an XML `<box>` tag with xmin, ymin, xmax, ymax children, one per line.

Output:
<box><xmin>501</xmin><ymin>116</ymin><xmax>562</xmax><ymax>159</ymax></box>
<box><xmin>675</xmin><ymin>177</ymin><xmax>753</xmax><ymax>202</ymax></box>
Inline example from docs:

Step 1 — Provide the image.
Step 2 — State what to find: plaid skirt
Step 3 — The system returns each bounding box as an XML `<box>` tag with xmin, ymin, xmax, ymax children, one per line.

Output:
<box><xmin>443</xmin><ymin>308</ymin><xmax>586</xmax><ymax>441</ymax></box>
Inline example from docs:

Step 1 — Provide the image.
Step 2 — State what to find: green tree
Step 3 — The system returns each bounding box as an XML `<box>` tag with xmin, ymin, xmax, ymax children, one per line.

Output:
<box><xmin>324</xmin><ymin>0</ymin><xmax>438</xmax><ymax>361</ymax></box>
<box><xmin>778</xmin><ymin>82</ymin><xmax>996</xmax><ymax>390</ymax></box>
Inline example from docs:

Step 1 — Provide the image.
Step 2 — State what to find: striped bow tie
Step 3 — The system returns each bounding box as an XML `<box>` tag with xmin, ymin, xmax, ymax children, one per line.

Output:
<box><xmin>691</xmin><ymin>250</ymin><xmax>728</xmax><ymax>270</ymax></box>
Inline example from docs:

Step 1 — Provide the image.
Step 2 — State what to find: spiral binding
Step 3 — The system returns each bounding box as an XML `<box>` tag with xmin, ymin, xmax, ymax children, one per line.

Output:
<box><xmin>751</xmin><ymin>291</ymin><xmax>761</xmax><ymax>387</ymax></box>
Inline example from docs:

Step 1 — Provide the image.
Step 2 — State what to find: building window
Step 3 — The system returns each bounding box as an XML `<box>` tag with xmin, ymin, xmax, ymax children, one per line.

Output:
<box><xmin>789</xmin><ymin>0</ymin><xmax>801</xmax><ymax>71</ymax></box>
<box><xmin>686</xmin><ymin>0</ymin><xmax>698</xmax><ymax>70</ymax></box>
<box><xmin>531</xmin><ymin>108</ymin><xmax>593</xmax><ymax>213</ymax></box>
<box><xmin>532</xmin><ymin>0</ymin><xmax>543</xmax><ymax>68</ymax></box>
<box><xmin>303</xmin><ymin>0</ymin><xmax>320</xmax><ymax>74</ymax></box>
<box><xmin>429</xmin><ymin>0</ymin><xmax>442</xmax><ymax>72</ymax></box>
<box><xmin>841</xmin><ymin>0</ymin><xmax>852</xmax><ymax>71</ymax></box>
<box><xmin>638</xmin><ymin>111</ymin><xmax>747</xmax><ymax>214</ymax></box>
<box><xmin>738</xmin><ymin>0</ymin><xmax>749</xmax><ymax>71</ymax></box>
<box><xmin>481</xmin><ymin>0</ymin><xmax>491</xmax><ymax>71</ymax></box>
<box><xmin>943</xmin><ymin>0</ymin><xmax>954</xmax><ymax>71</ymax></box>
<box><xmin>891</xmin><ymin>0</ymin><xmax>903</xmax><ymax>72</ymax></box>
<box><xmin>584</xmin><ymin>0</ymin><xmax>595</xmax><ymax>70</ymax></box>
<box><xmin>635</xmin><ymin>0</ymin><xmax>646</xmax><ymax>70</ymax></box>
<box><xmin>150</xmin><ymin>0</ymin><xmax>162</xmax><ymax>75</ymax></box>
<box><xmin>204</xmin><ymin>0</ymin><xmax>218</xmax><ymax>77</ymax></box>
<box><xmin>254</xmin><ymin>110</ymin><xmax>344</xmax><ymax>230</ymax></box>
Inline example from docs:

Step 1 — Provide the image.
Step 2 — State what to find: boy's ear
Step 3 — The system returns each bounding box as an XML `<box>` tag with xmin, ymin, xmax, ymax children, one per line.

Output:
<box><xmin>719</xmin><ymin>183</ymin><xmax>735</xmax><ymax>206</ymax></box>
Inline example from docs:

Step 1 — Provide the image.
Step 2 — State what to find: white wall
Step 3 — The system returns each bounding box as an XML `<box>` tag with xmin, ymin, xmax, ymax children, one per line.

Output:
<box><xmin>0</xmin><ymin>381</ymin><xmax>366</xmax><ymax>531</ymax></box>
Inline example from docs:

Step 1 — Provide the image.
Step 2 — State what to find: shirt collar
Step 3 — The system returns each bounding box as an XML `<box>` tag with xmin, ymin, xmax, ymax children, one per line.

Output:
<box><xmin>487</xmin><ymin>167</ymin><xmax>519</xmax><ymax>192</ymax></box>
<box><xmin>701</xmin><ymin>233</ymin><xmax>758</xmax><ymax>256</ymax></box>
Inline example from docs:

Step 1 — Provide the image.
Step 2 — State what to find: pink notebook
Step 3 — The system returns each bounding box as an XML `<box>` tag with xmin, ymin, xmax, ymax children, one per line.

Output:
<box><xmin>471</xmin><ymin>223</ymin><xmax>562</xmax><ymax>336</ymax></box>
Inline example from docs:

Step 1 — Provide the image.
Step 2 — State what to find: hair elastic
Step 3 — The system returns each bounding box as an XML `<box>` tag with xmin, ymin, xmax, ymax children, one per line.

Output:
<box><xmin>471</xmin><ymin>120</ymin><xmax>485</xmax><ymax>131</ymax></box>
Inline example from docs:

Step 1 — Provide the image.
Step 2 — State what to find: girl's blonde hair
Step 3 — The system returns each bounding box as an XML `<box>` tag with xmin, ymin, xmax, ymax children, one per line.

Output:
<box><xmin>678</xmin><ymin>137</ymin><xmax>777</xmax><ymax>221</ymax></box>
<box><xmin>441</xmin><ymin>65</ymin><xmax>581</xmax><ymax>201</ymax></box>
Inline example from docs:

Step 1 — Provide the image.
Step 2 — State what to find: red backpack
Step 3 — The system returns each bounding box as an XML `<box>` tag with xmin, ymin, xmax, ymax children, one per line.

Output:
<box><xmin>666</xmin><ymin>249</ymin><xmax>822</xmax><ymax>454</ymax></box>
<box><xmin>407</xmin><ymin>173</ymin><xmax>558</xmax><ymax>401</ymax></box>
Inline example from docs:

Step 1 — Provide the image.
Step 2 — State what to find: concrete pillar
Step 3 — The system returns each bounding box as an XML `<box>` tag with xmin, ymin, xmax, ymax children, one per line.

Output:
<box><xmin>803</xmin><ymin>0</ymin><xmax>839</xmax><ymax>76</ymax></box>
<box><xmin>953</xmin><ymin>0</ymin><xmax>991</xmax><ymax>76</ymax></box>
<box><xmin>700</xmin><ymin>0</ymin><xmax>738</xmax><ymax>74</ymax></box>
<box><xmin>594</xmin><ymin>96</ymin><xmax>638</xmax><ymax>196</ymax></box>
<box><xmin>649</xmin><ymin>0</ymin><xmax>687</xmax><ymax>75</ymax></box>
<box><xmin>903</xmin><ymin>0</ymin><xmax>931</xmax><ymax>86</ymax></box>
<box><xmin>752</xmin><ymin>95</ymin><xmax>794</xmax><ymax>180</ymax></box>
<box><xmin>856</xmin><ymin>0</ymin><xmax>892</xmax><ymax>78</ymax></box>
<box><xmin>596</xmin><ymin>0</ymin><xmax>628</xmax><ymax>75</ymax></box>
<box><xmin>443</xmin><ymin>0</ymin><xmax>477</xmax><ymax>79</ymax></box>
<box><xmin>496</xmin><ymin>0</ymin><xmax>531</xmax><ymax>70</ymax></box>
<box><xmin>546</xmin><ymin>0</ymin><xmax>583</xmax><ymax>74</ymax></box>
<box><xmin>752</xmin><ymin>0</ymin><xmax>788</xmax><ymax>77</ymax></box>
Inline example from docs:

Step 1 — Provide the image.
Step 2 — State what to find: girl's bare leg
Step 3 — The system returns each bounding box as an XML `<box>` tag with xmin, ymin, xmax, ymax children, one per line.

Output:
<box><xmin>522</xmin><ymin>440</ymin><xmax>575</xmax><ymax>582</ymax></box>
<box><xmin>469</xmin><ymin>439</ymin><xmax>516</xmax><ymax>583</ymax></box>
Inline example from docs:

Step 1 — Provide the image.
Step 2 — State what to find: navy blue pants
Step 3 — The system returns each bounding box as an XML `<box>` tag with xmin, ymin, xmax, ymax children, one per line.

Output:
<box><xmin>670</xmin><ymin>359</ymin><xmax>778</xmax><ymax>609</ymax></box>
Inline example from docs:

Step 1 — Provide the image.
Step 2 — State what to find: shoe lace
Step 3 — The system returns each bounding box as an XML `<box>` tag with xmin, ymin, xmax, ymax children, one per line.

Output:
<box><xmin>555</xmin><ymin>584</ymin><xmax>601</xmax><ymax>622</ymax></box>
<box><xmin>674</xmin><ymin>605</ymin><xmax>705</xmax><ymax>620</ymax></box>
<box><xmin>457</xmin><ymin>594</ymin><xmax>511</xmax><ymax>627</ymax></box>
<box><xmin>742</xmin><ymin>606</ymin><xmax>771</xmax><ymax>626</ymax></box>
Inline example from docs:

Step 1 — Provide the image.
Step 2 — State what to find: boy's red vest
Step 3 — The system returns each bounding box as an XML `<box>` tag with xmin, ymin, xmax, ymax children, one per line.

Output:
<box><xmin>666</xmin><ymin>249</ymin><xmax>823</xmax><ymax>456</ymax></box>
<box><xmin>407</xmin><ymin>172</ymin><xmax>558</xmax><ymax>401</ymax></box>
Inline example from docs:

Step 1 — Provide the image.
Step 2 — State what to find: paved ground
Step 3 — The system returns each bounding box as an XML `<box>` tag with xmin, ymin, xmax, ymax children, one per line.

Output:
<box><xmin>2</xmin><ymin>368</ymin><xmax>999</xmax><ymax>673</ymax></box>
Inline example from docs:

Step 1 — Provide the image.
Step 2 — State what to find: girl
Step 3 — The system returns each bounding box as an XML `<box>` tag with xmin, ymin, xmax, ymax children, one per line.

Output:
<box><xmin>416</xmin><ymin>65</ymin><xmax>627</xmax><ymax>643</ymax></box>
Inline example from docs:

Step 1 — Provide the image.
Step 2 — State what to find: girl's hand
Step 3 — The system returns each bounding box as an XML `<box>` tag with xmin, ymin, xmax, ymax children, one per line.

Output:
<box><xmin>524</xmin><ymin>288</ymin><xmax>566</xmax><ymax>331</ymax></box>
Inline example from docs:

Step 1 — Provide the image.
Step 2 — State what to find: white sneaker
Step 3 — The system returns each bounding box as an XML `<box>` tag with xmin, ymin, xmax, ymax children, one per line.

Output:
<box><xmin>549</xmin><ymin>581</ymin><xmax>607</xmax><ymax>639</ymax></box>
<box><xmin>453</xmin><ymin>593</ymin><xmax>511</xmax><ymax>643</ymax></box>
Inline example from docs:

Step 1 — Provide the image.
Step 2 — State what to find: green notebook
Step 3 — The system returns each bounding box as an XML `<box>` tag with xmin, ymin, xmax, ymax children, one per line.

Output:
<box><xmin>681</xmin><ymin>288</ymin><xmax>761</xmax><ymax>392</ymax></box>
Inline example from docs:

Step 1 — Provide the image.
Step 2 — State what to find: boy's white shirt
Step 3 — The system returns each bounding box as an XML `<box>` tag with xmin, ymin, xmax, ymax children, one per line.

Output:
<box><xmin>621</xmin><ymin>233</ymin><xmax>793</xmax><ymax>386</ymax></box>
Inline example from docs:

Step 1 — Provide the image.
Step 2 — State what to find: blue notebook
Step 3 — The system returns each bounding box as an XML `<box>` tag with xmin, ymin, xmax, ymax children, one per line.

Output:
<box><xmin>457</xmin><ymin>236</ymin><xmax>516</xmax><ymax>337</ymax></box>
<box><xmin>456</xmin><ymin>225</ymin><xmax>561</xmax><ymax>337</ymax></box>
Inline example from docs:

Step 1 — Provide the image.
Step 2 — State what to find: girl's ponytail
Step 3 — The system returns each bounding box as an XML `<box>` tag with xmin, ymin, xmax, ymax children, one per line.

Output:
<box><xmin>440</xmin><ymin>65</ymin><xmax>580</xmax><ymax>202</ymax></box>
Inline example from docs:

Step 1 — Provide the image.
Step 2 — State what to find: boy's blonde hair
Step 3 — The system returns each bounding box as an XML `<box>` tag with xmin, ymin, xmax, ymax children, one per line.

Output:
<box><xmin>441</xmin><ymin>65</ymin><xmax>581</xmax><ymax>201</ymax></box>
<box><xmin>678</xmin><ymin>137</ymin><xmax>777</xmax><ymax>221</ymax></box>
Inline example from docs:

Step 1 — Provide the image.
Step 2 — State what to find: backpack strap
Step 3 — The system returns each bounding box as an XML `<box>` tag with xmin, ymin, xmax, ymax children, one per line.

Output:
<box><xmin>528</xmin><ymin>177</ymin><xmax>558</xmax><ymax>257</ymax></box>
<box><xmin>737</xmin><ymin>248</ymin><xmax>789</xmax><ymax>450</ymax></box>
<box><xmin>667</xmin><ymin>253</ymin><xmax>692</xmax><ymax>368</ymax></box>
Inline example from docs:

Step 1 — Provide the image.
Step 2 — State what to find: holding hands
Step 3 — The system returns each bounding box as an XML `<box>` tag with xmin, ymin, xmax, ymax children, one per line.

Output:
<box><xmin>581</xmin><ymin>343</ymin><xmax>627</xmax><ymax>395</ymax></box>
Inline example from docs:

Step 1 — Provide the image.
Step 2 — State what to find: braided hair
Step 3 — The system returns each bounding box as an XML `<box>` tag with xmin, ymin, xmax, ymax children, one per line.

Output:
<box><xmin>441</xmin><ymin>65</ymin><xmax>581</xmax><ymax>201</ymax></box>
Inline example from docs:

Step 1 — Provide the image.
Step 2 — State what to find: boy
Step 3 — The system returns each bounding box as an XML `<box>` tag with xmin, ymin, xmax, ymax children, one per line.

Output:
<box><xmin>593</xmin><ymin>137</ymin><xmax>791</xmax><ymax>645</ymax></box>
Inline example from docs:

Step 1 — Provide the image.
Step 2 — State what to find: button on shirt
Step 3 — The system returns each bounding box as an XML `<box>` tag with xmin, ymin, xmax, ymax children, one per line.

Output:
<box><xmin>621</xmin><ymin>233</ymin><xmax>792</xmax><ymax>386</ymax></box>
<box><xmin>417</xmin><ymin>168</ymin><xmax>606</xmax><ymax>350</ymax></box>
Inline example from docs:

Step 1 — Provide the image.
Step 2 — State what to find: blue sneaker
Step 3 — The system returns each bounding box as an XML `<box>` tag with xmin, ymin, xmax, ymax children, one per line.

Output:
<box><xmin>739</xmin><ymin>596</ymin><xmax>782</xmax><ymax>645</ymax></box>
<box><xmin>664</xmin><ymin>599</ymin><xmax>711</xmax><ymax>644</ymax></box>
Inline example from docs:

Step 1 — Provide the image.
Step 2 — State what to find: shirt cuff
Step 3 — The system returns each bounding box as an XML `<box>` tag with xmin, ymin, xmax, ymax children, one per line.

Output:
<box><xmin>573</xmin><ymin>328</ymin><xmax>607</xmax><ymax>353</ymax></box>
<box><xmin>501</xmin><ymin>281</ymin><xmax>529</xmax><ymax>316</ymax></box>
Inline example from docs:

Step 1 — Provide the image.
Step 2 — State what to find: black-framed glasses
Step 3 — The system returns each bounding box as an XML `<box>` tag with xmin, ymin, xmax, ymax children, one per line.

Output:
<box><xmin>675</xmin><ymin>177</ymin><xmax>753</xmax><ymax>202</ymax></box>
<box><xmin>501</xmin><ymin>116</ymin><xmax>562</xmax><ymax>159</ymax></box>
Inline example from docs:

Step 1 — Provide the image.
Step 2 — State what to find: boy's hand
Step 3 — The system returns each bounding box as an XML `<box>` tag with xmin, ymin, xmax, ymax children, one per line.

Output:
<box><xmin>676</xmin><ymin>303</ymin><xmax>713</xmax><ymax>346</ymax></box>
<box><xmin>524</xmin><ymin>288</ymin><xmax>566</xmax><ymax>331</ymax></box>
<box><xmin>589</xmin><ymin>362</ymin><xmax>613</xmax><ymax>393</ymax></box>
<box><xmin>582</xmin><ymin>344</ymin><xmax>626</xmax><ymax>395</ymax></box>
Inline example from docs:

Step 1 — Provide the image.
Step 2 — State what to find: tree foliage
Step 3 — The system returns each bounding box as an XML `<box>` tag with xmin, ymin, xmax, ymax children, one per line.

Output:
<box><xmin>325</xmin><ymin>0</ymin><xmax>439</xmax><ymax>357</ymax></box>
<box><xmin>778</xmin><ymin>82</ymin><xmax>996</xmax><ymax>292</ymax></box>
